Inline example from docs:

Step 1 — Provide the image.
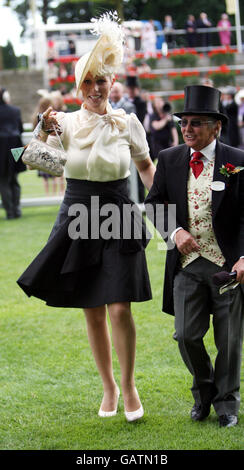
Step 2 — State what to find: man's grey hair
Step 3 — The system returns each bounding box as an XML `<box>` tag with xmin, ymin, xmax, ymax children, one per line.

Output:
<box><xmin>208</xmin><ymin>118</ymin><xmax>222</xmax><ymax>138</ymax></box>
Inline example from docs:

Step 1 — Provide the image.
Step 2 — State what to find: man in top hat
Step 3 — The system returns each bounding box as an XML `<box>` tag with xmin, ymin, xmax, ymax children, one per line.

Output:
<box><xmin>145</xmin><ymin>85</ymin><xmax>244</xmax><ymax>427</ymax></box>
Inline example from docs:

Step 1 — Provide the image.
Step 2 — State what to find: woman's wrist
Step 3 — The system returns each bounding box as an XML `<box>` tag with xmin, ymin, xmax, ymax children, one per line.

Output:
<box><xmin>33</xmin><ymin>120</ymin><xmax>48</xmax><ymax>141</ymax></box>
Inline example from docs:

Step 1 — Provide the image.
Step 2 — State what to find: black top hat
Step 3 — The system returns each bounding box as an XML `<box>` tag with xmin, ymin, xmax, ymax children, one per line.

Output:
<box><xmin>174</xmin><ymin>85</ymin><xmax>228</xmax><ymax>124</ymax></box>
<box><xmin>125</xmin><ymin>76</ymin><xmax>140</xmax><ymax>88</ymax></box>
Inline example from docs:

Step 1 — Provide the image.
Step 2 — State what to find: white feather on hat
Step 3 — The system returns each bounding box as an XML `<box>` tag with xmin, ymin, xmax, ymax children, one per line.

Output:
<box><xmin>75</xmin><ymin>11</ymin><xmax>124</xmax><ymax>96</ymax></box>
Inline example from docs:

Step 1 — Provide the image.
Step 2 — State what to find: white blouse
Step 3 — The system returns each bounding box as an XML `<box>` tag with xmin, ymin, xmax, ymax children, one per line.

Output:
<box><xmin>47</xmin><ymin>103</ymin><xmax>149</xmax><ymax>181</ymax></box>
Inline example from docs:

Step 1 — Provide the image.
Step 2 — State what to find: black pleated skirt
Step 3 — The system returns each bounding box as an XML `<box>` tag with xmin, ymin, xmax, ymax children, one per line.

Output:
<box><xmin>17</xmin><ymin>178</ymin><xmax>152</xmax><ymax>308</ymax></box>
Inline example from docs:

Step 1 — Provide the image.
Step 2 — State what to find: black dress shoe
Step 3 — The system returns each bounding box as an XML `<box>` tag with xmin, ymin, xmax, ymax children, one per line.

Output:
<box><xmin>191</xmin><ymin>402</ymin><xmax>211</xmax><ymax>421</ymax></box>
<box><xmin>219</xmin><ymin>414</ymin><xmax>238</xmax><ymax>428</ymax></box>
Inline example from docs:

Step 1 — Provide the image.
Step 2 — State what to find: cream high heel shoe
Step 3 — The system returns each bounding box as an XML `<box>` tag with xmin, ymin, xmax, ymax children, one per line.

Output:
<box><xmin>98</xmin><ymin>386</ymin><xmax>120</xmax><ymax>418</ymax></box>
<box><xmin>124</xmin><ymin>388</ymin><xmax>144</xmax><ymax>422</ymax></box>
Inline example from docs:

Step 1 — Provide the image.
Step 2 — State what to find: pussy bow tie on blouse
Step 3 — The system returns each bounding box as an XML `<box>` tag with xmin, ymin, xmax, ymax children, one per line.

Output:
<box><xmin>73</xmin><ymin>105</ymin><xmax>127</xmax><ymax>180</ymax></box>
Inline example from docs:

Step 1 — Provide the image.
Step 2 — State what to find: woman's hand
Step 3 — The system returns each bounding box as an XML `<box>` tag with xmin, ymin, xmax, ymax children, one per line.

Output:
<box><xmin>42</xmin><ymin>107</ymin><xmax>62</xmax><ymax>135</ymax></box>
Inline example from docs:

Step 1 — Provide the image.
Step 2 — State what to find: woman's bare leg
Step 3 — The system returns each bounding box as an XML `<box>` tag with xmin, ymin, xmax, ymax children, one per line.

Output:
<box><xmin>107</xmin><ymin>302</ymin><xmax>141</xmax><ymax>412</ymax></box>
<box><xmin>83</xmin><ymin>305</ymin><xmax>118</xmax><ymax>412</ymax></box>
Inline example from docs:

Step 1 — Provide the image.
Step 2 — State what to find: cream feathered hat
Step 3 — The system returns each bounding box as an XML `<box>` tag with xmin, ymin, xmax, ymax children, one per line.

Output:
<box><xmin>75</xmin><ymin>11</ymin><xmax>124</xmax><ymax>96</ymax></box>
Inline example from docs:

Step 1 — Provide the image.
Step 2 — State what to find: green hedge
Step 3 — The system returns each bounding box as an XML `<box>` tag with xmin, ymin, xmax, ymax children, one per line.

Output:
<box><xmin>169</xmin><ymin>53</ymin><xmax>198</xmax><ymax>68</ymax></box>
<box><xmin>209</xmin><ymin>52</ymin><xmax>235</xmax><ymax>66</ymax></box>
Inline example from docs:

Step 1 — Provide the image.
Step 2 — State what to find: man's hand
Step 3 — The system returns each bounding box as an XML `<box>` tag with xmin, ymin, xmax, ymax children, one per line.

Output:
<box><xmin>232</xmin><ymin>258</ymin><xmax>244</xmax><ymax>284</ymax></box>
<box><xmin>174</xmin><ymin>229</ymin><xmax>200</xmax><ymax>255</ymax></box>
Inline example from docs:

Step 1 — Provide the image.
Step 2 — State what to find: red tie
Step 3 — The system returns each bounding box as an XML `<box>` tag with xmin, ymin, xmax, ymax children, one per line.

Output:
<box><xmin>189</xmin><ymin>151</ymin><xmax>204</xmax><ymax>178</ymax></box>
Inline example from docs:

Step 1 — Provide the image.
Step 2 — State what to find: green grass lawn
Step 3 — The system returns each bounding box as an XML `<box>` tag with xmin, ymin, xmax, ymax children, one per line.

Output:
<box><xmin>0</xmin><ymin>172</ymin><xmax>244</xmax><ymax>450</ymax></box>
<box><xmin>18</xmin><ymin>169</ymin><xmax>66</xmax><ymax>198</ymax></box>
<box><xmin>19</xmin><ymin>169</ymin><xmax>51</xmax><ymax>198</ymax></box>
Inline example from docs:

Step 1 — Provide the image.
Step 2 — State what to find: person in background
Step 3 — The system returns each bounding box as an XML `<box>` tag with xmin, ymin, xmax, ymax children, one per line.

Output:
<box><xmin>109</xmin><ymin>81</ymin><xmax>135</xmax><ymax>114</ymax></box>
<box><xmin>68</xmin><ymin>39</ymin><xmax>76</xmax><ymax>55</ymax></box>
<box><xmin>125</xmin><ymin>76</ymin><xmax>148</xmax><ymax>202</ymax></box>
<box><xmin>32</xmin><ymin>95</ymin><xmax>59</xmax><ymax>196</ymax></box>
<box><xmin>185</xmin><ymin>15</ymin><xmax>197</xmax><ymax>48</ymax></box>
<box><xmin>50</xmin><ymin>90</ymin><xmax>67</xmax><ymax>113</ymax></box>
<box><xmin>217</xmin><ymin>13</ymin><xmax>231</xmax><ymax>47</ymax></box>
<box><xmin>149</xmin><ymin>97</ymin><xmax>178</xmax><ymax>161</ymax></box>
<box><xmin>219</xmin><ymin>87</ymin><xmax>240</xmax><ymax>148</ymax></box>
<box><xmin>59</xmin><ymin>63</ymin><xmax>68</xmax><ymax>79</ymax></box>
<box><xmin>235</xmin><ymin>88</ymin><xmax>244</xmax><ymax>150</ymax></box>
<box><xmin>200</xmin><ymin>77</ymin><xmax>214</xmax><ymax>87</ymax></box>
<box><xmin>141</xmin><ymin>21</ymin><xmax>157</xmax><ymax>58</ymax></box>
<box><xmin>163</xmin><ymin>15</ymin><xmax>176</xmax><ymax>49</ymax></box>
<box><xmin>18</xmin><ymin>12</ymin><xmax>155</xmax><ymax>422</ymax></box>
<box><xmin>125</xmin><ymin>77</ymin><xmax>147</xmax><ymax>124</ymax></box>
<box><xmin>0</xmin><ymin>88</ymin><xmax>26</xmax><ymax>219</ymax></box>
<box><xmin>47</xmin><ymin>58</ymin><xmax>59</xmax><ymax>80</ymax></box>
<box><xmin>47</xmin><ymin>39</ymin><xmax>57</xmax><ymax>60</ymax></box>
<box><xmin>146</xmin><ymin>85</ymin><xmax>244</xmax><ymax>428</ymax></box>
<box><xmin>196</xmin><ymin>12</ymin><xmax>212</xmax><ymax>49</ymax></box>
<box><xmin>132</xmin><ymin>26</ymin><xmax>141</xmax><ymax>51</ymax></box>
<box><xmin>33</xmin><ymin>90</ymin><xmax>66</xmax><ymax>196</ymax></box>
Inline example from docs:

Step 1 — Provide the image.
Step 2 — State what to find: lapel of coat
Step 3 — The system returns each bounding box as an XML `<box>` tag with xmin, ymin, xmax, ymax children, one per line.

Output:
<box><xmin>212</xmin><ymin>140</ymin><xmax>229</xmax><ymax>220</ymax></box>
<box><xmin>171</xmin><ymin>145</ymin><xmax>191</xmax><ymax>224</ymax></box>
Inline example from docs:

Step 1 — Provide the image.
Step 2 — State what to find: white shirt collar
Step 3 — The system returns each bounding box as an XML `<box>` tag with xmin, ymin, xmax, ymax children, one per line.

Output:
<box><xmin>190</xmin><ymin>139</ymin><xmax>216</xmax><ymax>162</ymax></box>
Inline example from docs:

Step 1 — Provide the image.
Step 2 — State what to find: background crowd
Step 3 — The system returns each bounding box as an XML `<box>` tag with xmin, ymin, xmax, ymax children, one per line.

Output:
<box><xmin>131</xmin><ymin>11</ymin><xmax>233</xmax><ymax>51</ymax></box>
<box><xmin>47</xmin><ymin>11</ymin><xmax>234</xmax><ymax>66</ymax></box>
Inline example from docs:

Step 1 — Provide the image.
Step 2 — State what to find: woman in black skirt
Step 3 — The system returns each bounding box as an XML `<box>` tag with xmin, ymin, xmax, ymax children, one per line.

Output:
<box><xmin>18</xmin><ymin>12</ymin><xmax>155</xmax><ymax>422</ymax></box>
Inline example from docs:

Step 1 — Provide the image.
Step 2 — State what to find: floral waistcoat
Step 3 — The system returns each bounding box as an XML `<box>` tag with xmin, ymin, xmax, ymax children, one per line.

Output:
<box><xmin>181</xmin><ymin>159</ymin><xmax>226</xmax><ymax>268</ymax></box>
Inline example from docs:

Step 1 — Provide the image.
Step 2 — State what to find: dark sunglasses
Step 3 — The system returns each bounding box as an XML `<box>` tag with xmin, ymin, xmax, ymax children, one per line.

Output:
<box><xmin>178</xmin><ymin>119</ymin><xmax>215</xmax><ymax>128</ymax></box>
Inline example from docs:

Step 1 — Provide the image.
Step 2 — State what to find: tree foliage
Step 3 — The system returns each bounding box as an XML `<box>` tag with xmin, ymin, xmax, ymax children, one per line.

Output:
<box><xmin>49</xmin><ymin>1</ymin><xmax>112</xmax><ymax>23</ymax></box>
<box><xmin>4</xmin><ymin>0</ymin><xmax>244</xmax><ymax>29</ymax></box>
<box><xmin>49</xmin><ymin>0</ymin><xmax>125</xmax><ymax>23</ymax></box>
<box><xmin>4</xmin><ymin>0</ymin><xmax>53</xmax><ymax>26</ymax></box>
<box><xmin>2</xmin><ymin>41</ymin><xmax>17</xmax><ymax>69</ymax></box>
<box><xmin>123</xmin><ymin>0</ymin><xmax>244</xmax><ymax>27</ymax></box>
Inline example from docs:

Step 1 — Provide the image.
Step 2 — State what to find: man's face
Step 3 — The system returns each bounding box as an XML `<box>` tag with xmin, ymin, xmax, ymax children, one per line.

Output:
<box><xmin>110</xmin><ymin>84</ymin><xmax>123</xmax><ymax>103</ymax></box>
<box><xmin>180</xmin><ymin>115</ymin><xmax>220</xmax><ymax>151</ymax></box>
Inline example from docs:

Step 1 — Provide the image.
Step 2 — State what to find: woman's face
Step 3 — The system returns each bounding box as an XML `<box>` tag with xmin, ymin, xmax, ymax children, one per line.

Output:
<box><xmin>81</xmin><ymin>72</ymin><xmax>113</xmax><ymax>115</ymax></box>
<box><xmin>153</xmin><ymin>97</ymin><xmax>164</xmax><ymax>114</ymax></box>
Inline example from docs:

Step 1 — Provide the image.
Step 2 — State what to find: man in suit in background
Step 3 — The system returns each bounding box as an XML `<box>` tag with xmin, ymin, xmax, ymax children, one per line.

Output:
<box><xmin>146</xmin><ymin>85</ymin><xmax>244</xmax><ymax>428</ymax></box>
<box><xmin>220</xmin><ymin>86</ymin><xmax>240</xmax><ymax>148</ymax></box>
<box><xmin>110</xmin><ymin>81</ymin><xmax>136</xmax><ymax>114</ymax></box>
<box><xmin>0</xmin><ymin>88</ymin><xmax>26</xmax><ymax>219</ymax></box>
